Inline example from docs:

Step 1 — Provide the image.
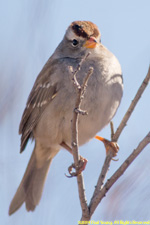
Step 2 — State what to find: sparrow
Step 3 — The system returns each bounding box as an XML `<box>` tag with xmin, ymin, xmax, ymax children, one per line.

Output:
<box><xmin>9</xmin><ymin>21</ymin><xmax>123</xmax><ymax>215</ymax></box>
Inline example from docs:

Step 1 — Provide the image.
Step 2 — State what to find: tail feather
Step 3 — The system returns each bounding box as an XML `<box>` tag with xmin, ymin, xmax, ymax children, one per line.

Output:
<box><xmin>9</xmin><ymin>148</ymin><xmax>52</xmax><ymax>215</ymax></box>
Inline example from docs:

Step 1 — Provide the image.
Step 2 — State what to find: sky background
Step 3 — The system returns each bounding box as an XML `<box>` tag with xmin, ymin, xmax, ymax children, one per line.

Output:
<box><xmin>1</xmin><ymin>0</ymin><xmax>150</xmax><ymax>224</ymax></box>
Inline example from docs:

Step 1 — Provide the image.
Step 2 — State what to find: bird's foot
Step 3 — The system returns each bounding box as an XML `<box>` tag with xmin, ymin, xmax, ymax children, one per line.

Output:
<box><xmin>66</xmin><ymin>156</ymin><xmax>88</xmax><ymax>177</ymax></box>
<box><xmin>95</xmin><ymin>136</ymin><xmax>119</xmax><ymax>158</ymax></box>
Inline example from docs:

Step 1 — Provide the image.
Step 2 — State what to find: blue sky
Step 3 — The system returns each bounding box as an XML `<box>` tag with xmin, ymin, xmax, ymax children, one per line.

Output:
<box><xmin>1</xmin><ymin>0</ymin><xmax>150</xmax><ymax>224</ymax></box>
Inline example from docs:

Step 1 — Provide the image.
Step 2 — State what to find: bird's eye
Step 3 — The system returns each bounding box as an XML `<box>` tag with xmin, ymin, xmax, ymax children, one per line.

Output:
<box><xmin>72</xmin><ymin>39</ymin><xmax>79</xmax><ymax>47</ymax></box>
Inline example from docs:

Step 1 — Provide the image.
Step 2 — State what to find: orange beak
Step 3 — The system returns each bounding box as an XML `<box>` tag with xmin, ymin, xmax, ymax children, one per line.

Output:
<box><xmin>83</xmin><ymin>37</ymin><xmax>98</xmax><ymax>49</ymax></box>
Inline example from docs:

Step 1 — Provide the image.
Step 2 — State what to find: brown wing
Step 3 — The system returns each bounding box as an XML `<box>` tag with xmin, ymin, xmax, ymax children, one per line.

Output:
<box><xmin>19</xmin><ymin>59</ymin><xmax>59</xmax><ymax>153</ymax></box>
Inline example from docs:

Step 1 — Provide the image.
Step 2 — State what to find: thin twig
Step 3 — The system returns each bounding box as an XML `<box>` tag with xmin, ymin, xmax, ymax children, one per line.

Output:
<box><xmin>113</xmin><ymin>66</ymin><xmax>150</xmax><ymax>142</ymax></box>
<box><xmin>89</xmin><ymin>132</ymin><xmax>150</xmax><ymax>216</ymax></box>
<box><xmin>110</xmin><ymin>121</ymin><xmax>115</xmax><ymax>140</ymax></box>
<box><xmin>89</xmin><ymin>66</ymin><xmax>150</xmax><ymax>207</ymax></box>
<box><xmin>73</xmin><ymin>60</ymin><xmax>150</xmax><ymax>222</ymax></box>
<box><xmin>88</xmin><ymin>66</ymin><xmax>150</xmax><ymax>221</ymax></box>
<box><xmin>71</xmin><ymin>52</ymin><xmax>91</xmax><ymax>91</ymax></box>
<box><xmin>89</xmin><ymin>123</ymin><xmax>117</xmax><ymax>208</ymax></box>
<box><xmin>89</xmin><ymin>151</ymin><xmax>113</xmax><ymax>204</ymax></box>
<box><xmin>71</xmin><ymin>66</ymin><xmax>93</xmax><ymax>167</ymax></box>
<box><xmin>70</xmin><ymin>53</ymin><xmax>93</xmax><ymax>219</ymax></box>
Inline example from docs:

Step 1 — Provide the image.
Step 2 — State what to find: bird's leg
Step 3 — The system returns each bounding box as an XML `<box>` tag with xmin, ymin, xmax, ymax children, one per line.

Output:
<box><xmin>95</xmin><ymin>136</ymin><xmax>119</xmax><ymax>157</ymax></box>
<box><xmin>61</xmin><ymin>142</ymin><xmax>88</xmax><ymax>176</ymax></box>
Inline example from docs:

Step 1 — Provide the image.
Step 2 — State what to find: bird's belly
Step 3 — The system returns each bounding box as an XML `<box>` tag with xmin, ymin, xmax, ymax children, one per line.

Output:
<box><xmin>34</xmin><ymin>78</ymin><xmax>122</xmax><ymax>148</ymax></box>
<box><xmin>77</xmin><ymin>95</ymin><xmax>120</xmax><ymax>145</ymax></box>
<box><xmin>63</xmin><ymin>83</ymin><xmax>122</xmax><ymax>146</ymax></box>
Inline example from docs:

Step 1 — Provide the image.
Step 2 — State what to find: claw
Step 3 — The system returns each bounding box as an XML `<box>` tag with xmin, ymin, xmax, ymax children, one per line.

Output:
<box><xmin>66</xmin><ymin>156</ymin><xmax>88</xmax><ymax>177</ymax></box>
<box><xmin>95</xmin><ymin>135</ymin><xmax>119</xmax><ymax>157</ymax></box>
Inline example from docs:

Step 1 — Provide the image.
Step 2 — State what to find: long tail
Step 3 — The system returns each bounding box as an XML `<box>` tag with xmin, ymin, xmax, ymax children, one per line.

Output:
<box><xmin>9</xmin><ymin>147</ymin><xmax>52</xmax><ymax>215</ymax></box>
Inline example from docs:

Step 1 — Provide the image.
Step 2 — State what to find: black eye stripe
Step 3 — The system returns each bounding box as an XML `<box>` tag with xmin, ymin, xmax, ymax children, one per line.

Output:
<box><xmin>72</xmin><ymin>24</ymin><xmax>88</xmax><ymax>38</ymax></box>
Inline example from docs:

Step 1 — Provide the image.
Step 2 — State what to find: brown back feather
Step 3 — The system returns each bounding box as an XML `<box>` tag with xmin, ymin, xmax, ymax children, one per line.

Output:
<box><xmin>19</xmin><ymin>59</ymin><xmax>58</xmax><ymax>153</ymax></box>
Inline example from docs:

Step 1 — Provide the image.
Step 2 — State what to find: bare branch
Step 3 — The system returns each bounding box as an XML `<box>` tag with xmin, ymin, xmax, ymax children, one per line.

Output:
<box><xmin>70</xmin><ymin>53</ymin><xmax>93</xmax><ymax>219</ymax></box>
<box><xmin>71</xmin><ymin>65</ymin><xmax>93</xmax><ymax>167</ymax></box>
<box><xmin>89</xmin><ymin>132</ymin><xmax>150</xmax><ymax>216</ymax></box>
<box><xmin>113</xmin><ymin>66</ymin><xmax>150</xmax><ymax>142</ymax></box>
<box><xmin>71</xmin><ymin>52</ymin><xmax>91</xmax><ymax>92</ymax></box>
<box><xmin>70</xmin><ymin>58</ymin><xmax>150</xmax><ymax>223</ymax></box>
<box><xmin>88</xmin><ymin>66</ymin><xmax>150</xmax><ymax>217</ymax></box>
<box><xmin>83</xmin><ymin>66</ymin><xmax>150</xmax><ymax>222</ymax></box>
<box><xmin>89</xmin><ymin>152</ymin><xmax>113</xmax><ymax>204</ymax></box>
<box><xmin>110</xmin><ymin>121</ymin><xmax>115</xmax><ymax>140</ymax></box>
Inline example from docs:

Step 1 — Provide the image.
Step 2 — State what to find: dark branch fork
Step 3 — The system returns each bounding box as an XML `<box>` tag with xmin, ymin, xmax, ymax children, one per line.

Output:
<box><xmin>70</xmin><ymin>57</ymin><xmax>150</xmax><ymax>222</ymax></box>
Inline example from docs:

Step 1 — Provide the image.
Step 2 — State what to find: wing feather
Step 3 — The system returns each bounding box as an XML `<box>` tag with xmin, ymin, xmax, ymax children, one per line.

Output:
<box><xmin>19</xmin><ymin>59</ymin><xmax>59</xmax><ymax>153</ymax></box>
